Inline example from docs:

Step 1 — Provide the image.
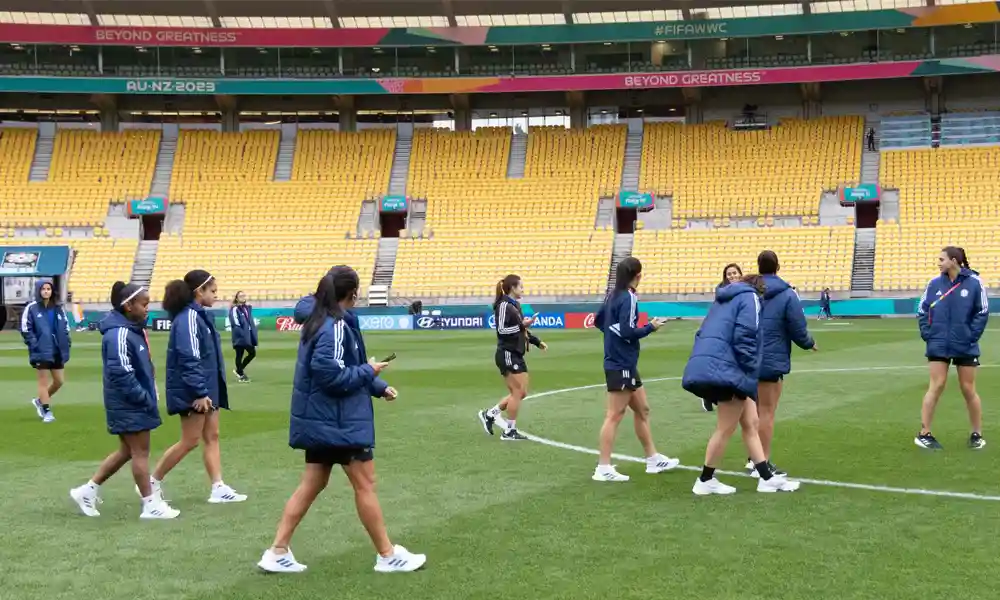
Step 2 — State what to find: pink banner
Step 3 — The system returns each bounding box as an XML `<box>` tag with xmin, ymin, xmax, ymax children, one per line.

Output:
<box><xmin>0</xmin><ymin>24</ymin><xmax>386</xmax><ymax>47</ymax></box>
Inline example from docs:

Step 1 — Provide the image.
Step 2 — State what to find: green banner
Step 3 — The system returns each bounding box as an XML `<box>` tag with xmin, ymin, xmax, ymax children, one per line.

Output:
<box><xmin>127</xmin><ymin>196</ymin><xmax>167</xmax><ymax>216</ymax></box>
<box><xmin>618</xmin><ymin>191</ymin><xmax>654</xmax><ymax>209</ymax></box>
<box><xmin>380</xmin><ymin>195</ymin><xmax>408</xmax><ymax>213</ymax></box>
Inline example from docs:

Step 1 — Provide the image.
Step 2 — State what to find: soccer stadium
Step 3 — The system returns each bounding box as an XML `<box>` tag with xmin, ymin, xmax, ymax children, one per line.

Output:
<box><xmin>1</xmin><ymin>0</ymin><xmax>1000</xmax><ymax>597</ymax></box>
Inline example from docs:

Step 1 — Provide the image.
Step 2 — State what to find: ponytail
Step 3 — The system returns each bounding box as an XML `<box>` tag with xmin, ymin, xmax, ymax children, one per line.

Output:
<box><xmin>943</xmin><ymin>246</ymin><xmax>971</xmax><ymax>271</ymax></box>
<box><xmin>110</xmin><ymin>281</ymin><xmax>145</xmax><ymax>315</ymax></box>
<box><xmin>615</xmin><ymin>257</ymin><xmax>643</xmax><ymax>293</ymax></box>
<box><xmin>493</xmin><ymin>274</ymin><xmax>521</xmax><ymax>310</ymax></box>
<box><xmin>162</xmin><ymin>280</ymin><xmax>193</xmax><ymax>318</ymax></box>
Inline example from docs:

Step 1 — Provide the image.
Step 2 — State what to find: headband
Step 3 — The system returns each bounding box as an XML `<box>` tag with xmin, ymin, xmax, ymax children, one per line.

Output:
<box><xmin>119</xmin><ymin>285</ymin><xmax>144</xmax><ymax>307</ymax></box>
<box><xmin>195</xmin><ymin>274</ymin><xmax>214</xmax><ymax>291</ymax></box>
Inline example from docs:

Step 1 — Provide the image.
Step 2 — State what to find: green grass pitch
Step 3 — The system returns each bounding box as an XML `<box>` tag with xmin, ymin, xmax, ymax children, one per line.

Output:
<box><xmin>1</xmin><ymin>319</ymin><xmax>998</xmax><ymax>600</ymax></box>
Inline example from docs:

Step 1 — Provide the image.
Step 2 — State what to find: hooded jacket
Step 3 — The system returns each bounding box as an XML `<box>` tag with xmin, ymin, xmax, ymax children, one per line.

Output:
<box><xmin>918</xmin><ymin>268</ymin><xmax>989</xmax><ymax>358</ymax></box>
<box><xmin>229</xmin><ymin>303</ymin><xmax>258</xmax><ymax>348</ymax></box>
<box><xmin>20</xmin><ymin>279</ymin><xmax>71</xmax><ymax>365</ymax></box>
<box><xmin>682</xmin><ymin>283</ymin><xmax>762</xmax><ymax>401</ymax></box>
<box><xmin>100</xmin><ymin>311</ymin><xmax>161</xmax><ymax>434</ymax></box>
<box><xmin>165</xmin><ymin>302</ymin><xmax>229</xmax><ymax>415</ymax></box>
<box><xmin>288</xmin><ymin>295</ymin><xmax>389</xmax><ymax>449</ymax></box>
<box><xmin>758</xmin><ymin>274</ymin><xmax>814</xmax><ymax>380</ymax></box>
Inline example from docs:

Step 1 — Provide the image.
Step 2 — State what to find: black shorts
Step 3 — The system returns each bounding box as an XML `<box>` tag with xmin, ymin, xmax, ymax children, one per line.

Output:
<box><xmin>759</xmin><ymin>375</ymin><xmax>784</xmax><ymax>383</ymax></box>
<box><xmin>928</xmin><ymin>356</ymin><xmax>980</xmax><ymax>367</ymax></box>
<box><xmin>305</xmin><ymin>447</ymin><xmax>373</xmax><ymax>466</ymax></box>
<box><xmin>689</xmin><ymin>384</ymin><xmax>749</xmax><ymax>407</ymax></box>
<box><xmin>495</xmin><ymin>348</ymin><xmax>528</xmax><ymax>376</ymax></box>
<box><xmin>32</xmin><ymin>361</ymin><xmax>64</xmax><ymax>370</ymax></box>
<box><xmin>605</xmin><ymin>368</ymin><xmax>642</xmax><ymax>392</ymax></box>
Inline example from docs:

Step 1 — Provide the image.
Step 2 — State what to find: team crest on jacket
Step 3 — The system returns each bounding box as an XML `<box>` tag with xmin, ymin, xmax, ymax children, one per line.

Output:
<box><xmin>961</xmin><ymin>289</ymin><xmax>969</xmax><ymax>298</ymax></box>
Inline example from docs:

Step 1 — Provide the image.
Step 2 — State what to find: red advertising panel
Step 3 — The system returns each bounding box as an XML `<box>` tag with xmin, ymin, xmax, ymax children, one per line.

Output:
<box><xmin>565</xmin><ymin>312</ymin><xmax>648</xmax><ymax>329</ymax></box>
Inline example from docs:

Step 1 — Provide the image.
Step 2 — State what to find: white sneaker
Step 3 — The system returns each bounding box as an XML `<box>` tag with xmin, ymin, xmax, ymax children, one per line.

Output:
<box><xmin>135</xmin><ymin>477</ymin><xmax>163</xmax><ymax>500</ymax></box>
<box><xmin>208</xmin><ymin>483</ymin><xmax>248</xmax><ymax>504</ymax></box>
<box><xmin>31</xmin><ymin>398</ymin><xmax>44</xmax><ymax>419</ymax></box>
<box><xmin>692</xmin><ymin>477</ymin><xmax>737</xmax><ymax>496</ymax></box>
<box><xmin>140</xmin><ymin>498</ymin><xmax>180</xmax><ymax>520</ymax></box>
<box><xmin>374</xmin><ymin>545</ymin><xmax>427</xmax><ymax>573</ymax></box>
<box><xmin>645</xmin><ymin>454</ymin><xmax>680</xmax><ymax>474</ymax></box>
<box><xmin>746</xmin><ymin>459</ymin><xmax>760</xmax><ymax>479</ymax></box>
<box><xmin>592</xmin><ymin>465</ymin><xmax>630</xmax><ymax>482</ymax></box>
<box><xmin>42</xmin><ymin>410</ymin><xmax>56</xmax><ymax>423</ymax></box>
<box><xmin>69</xmin><ymin>485</ymin><xmax>102</xmax><ymax>517</ymax></box>
<box><xmin>257</xmin><ymin>548</ymin><xmax>307</xmax><ymax>573</ymax></box>
<box><xmin>757</xmin><ymin>475</ymin><xmax>801</xmax><ymax>493</ymax></box>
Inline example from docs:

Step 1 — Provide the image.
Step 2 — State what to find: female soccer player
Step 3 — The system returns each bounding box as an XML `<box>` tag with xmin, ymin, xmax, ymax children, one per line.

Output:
<box><xmin>257</xmin><ymin>266</ymin><xmax>425</xmax><ymax>574</ymax></box>
<box><xmin>230</xmin><ymin>291</ymin><xmax>258</xmax><ymax>383</ymax></box>
<box><xmin>146</xmin><ymin>270</ymin><xmax>247</xmax><ymax>504</ymax></box>
<box><xmin>682</xmin><ymin>275</ymin><xmax>800</xmax><ymax>495</ymax></box>
<box><xmin>751</xmin><ymin>250</ymin><xmax>816</xmax><ymax>477</ymax></box>
<box><xmin>20</xmin><ymin>279</ymin><xmax>71</xmax><ymax>423</ymax></box>
<box><xmin>819</xmin><ymin>288</ymin><xmax>833</xmax><ymax>320</ymax></box>
<box><xmin>916</xmin><ymin>246</ymin><xmax>988</xmax><ymax>450</ymax></box>
<box><xmin>719</xmin><ymin>263</ymin><xmax>743</xmax><ymax>288</ymax></box>
<box><xmin>70</xmin><ymin>282</ymin><xmax>180</xmax><ymax>520</ymax></box>
<box><xmin>592</xmin><ymin>257</ymin><xmax>679</xmax><ymax>482</ymax></box>
<box><xmin>478</xmin><ymin>274</ymin><xmax>547</xmax><ymax>441</ymax></box>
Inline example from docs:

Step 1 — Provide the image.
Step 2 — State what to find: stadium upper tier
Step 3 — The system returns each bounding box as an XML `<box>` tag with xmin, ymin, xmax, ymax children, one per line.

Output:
<box><xmin>0</xmin><ymin>128</ymin><xmax>158</xmax><ymax>228</ymax></box>
<box><xmin>640</xmin><ymin>116</ymin><xmax>862</xmax><ymax>220</ymax></box>
<box><xmin>876</xmin><ymin>146</ymin><xmax>1000</xmax><ymax>290</ymax></box>
<box><xmin>150</xmin><ymin>129</ymin><xmax>391</xmax><ymax>300</ymax></box>
<box><xmin>392</xmin><ymin>125</ymin><xmax>624</xmax><ymax>298</ymax></box>
<box><xmin>633</xmin><ymin>226</ymin><xmax>854</xmax><ymax>294</ymax></box>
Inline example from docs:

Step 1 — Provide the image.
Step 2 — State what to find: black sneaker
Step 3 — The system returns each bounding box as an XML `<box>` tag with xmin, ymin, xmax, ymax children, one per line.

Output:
<box><xmin>477</xmin><ymin>410</ymin><xmax>495</xmax><ymax>436</ymax></box>
<box><xmin>500</xmin><ymin>429</ymin><xmax>528</xmax><ymax>441</ymax></box>
<box><xmin>241</xmin><ymin>374</ymin><xmax>252</xmax><ymax>383</ymax></box>
<box><xmin>768</xmin><ymin>462</ymin><xmax>787</xmax><ymax>477</ymax></box>
<box><xmin>969</xmin><ymin>432</ymin><xmax>987</xmax><ymax>450</ymax></box>
<box><xmin>914</xmin><ymin>432</ymin><xmax>944</xmax><ymax>450</ymax></box>
<box><xmin>701</xmin><ymin>398</ymin><xmax>714</xmax><ymax>412</ymax></box>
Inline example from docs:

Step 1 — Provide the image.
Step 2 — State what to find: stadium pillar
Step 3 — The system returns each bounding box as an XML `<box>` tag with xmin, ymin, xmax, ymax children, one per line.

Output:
<box><xmin>91</xmin><ymin>94</ymin><xmax>118</xmax><ymax>131</ymax></box>
<box><xmin>566</xmin><ymin>91</ymin><xmax>586</xmax><ymax>129</ymax></box>
<box><xmin>924</xmin><ymin>77</ymin><xmax>942</xmax><ymax>114</ymax></box>
<box><xmin>337</xmin><ymin>96</ymin><xmax>357</xmax><ymax>131</ymax></box>
<box><xmin>450</xmin><ymin>94</ymin><xmax>471</xmax><ymax>131</ymax></box>
<box><xmin>681</xmin><ymin>88</ymin><xmax>702</xmax><ymax>124</ymax></box>
<box><xmin>799</xmin><ymin>83</ymin><xmax>822</xmax><ymax>119</ymax></box>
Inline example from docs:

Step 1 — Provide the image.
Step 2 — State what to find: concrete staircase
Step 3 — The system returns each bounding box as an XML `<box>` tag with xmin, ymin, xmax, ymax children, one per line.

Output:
<box><xmin>149</xmin><ymin>130</ymin><xmax>177</xmax><ymax>198</ymax></box>
<box><xmin>372</xmin><ymin>237</ymin><xmax>399</xmax><ymax>287</ymax></box>
<box><xmin>861</xmin><ymin>118</ymin><xmax>881</xmax><ymax>186</ymax></box>
<box><xmin>605</xmin><ymin>233</ymin><xmax>634</xmax><ymax>294</ymax></box>
<box><xmin>388</xmin><ymin>130</ymin><xmax>412</xmax><ymax>196</ymax></box>
<box><xmin>131</xmin><ymin>240</ymin><xmax>159</xmax><ymax>288</ymax></box>
<box><xmin>29</xmin><ymin>129</ymin><xmax>55</xmax><ymax>182</ymax></box>
<box><xmin>620</xmin><ymin>129</ymin><xmax>643</xmax><ymax>191</ymax></box>
<box><xmin>506</xmin><ymin>130</ymin><xmax>527</xmax><ymax>178</ymax></box>
<box><xmin>274</xmin><ymin>129</ymin><xmax>295</xmax><ymax>182</ymax></box>
<box><xmin>850</xmin><ymin>228</ymin><xmax>876</xmax><ymax>295</ymax></box>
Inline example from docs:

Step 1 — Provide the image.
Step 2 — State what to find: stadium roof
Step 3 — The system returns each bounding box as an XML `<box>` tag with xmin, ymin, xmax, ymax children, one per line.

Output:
<box><xmin>0</xmin><ymin>0</ymin><xmax>958</xmax><ymax>29</ymax></box>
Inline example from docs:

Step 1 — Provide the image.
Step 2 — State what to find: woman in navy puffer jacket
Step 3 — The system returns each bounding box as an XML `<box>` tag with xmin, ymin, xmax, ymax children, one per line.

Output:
<box><xmin>257</xmin><ymin>266</ymin><xmax>426</xmax><ymax>575</ymax></box>
<box><xmin>682</xmin><ymin>275</ymin><xmax>800</xmax><ymax>496</ymax></box>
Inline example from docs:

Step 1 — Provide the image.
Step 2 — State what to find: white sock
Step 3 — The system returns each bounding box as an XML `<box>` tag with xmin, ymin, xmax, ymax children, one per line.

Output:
<box><xmin>646</xmin><ymin>454</ymin><xmax>661</xmax><ymax>462</ymax></box>
<box><xmin>487</xmin><ymin>405</ymin><xmax>502</xmax><ymax>418</ymax></box>
<box><xmin>597</xmin><ymin>463</ymin><xmax>614</xmax><ymax>472</ymax></box>
<box><xmin>86</xmin><ymin>480</ymin><xmax>100</xmax><ymax>491</ymax></box>
<box><xmin>505</xmin><ymin>420</ymin><xmax>516</xmax><ymax>432</ymax></box>
<box><xmin>151</xmin><ymin>476</ymin><xmax>160</xmax><ymax>484</ymax></box>
<box><xmin>212</xmin><ymin>481</ymin><xmax>225</xmax><ymax>490</ymax></box>
<box><xmin>142</xmin><ymin>494</ymin><xmax>157</xmax><ymax>504</ymax></box>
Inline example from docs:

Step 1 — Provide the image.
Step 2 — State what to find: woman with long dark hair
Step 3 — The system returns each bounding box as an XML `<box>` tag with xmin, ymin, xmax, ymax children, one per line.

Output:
<box><xmin>682</xmin><ymin>274</ymin><xmax>800</xmax><ymax>495</ymax></box>
<box><xmin>230</xmin><ymin>291</ymin><xmax>258</xmax><ymax>383</ymax></box>
<box><xmin>145</xmin><ymin>270</ymin><xmax>247</xmax><ymax>505</ymax></box>
<box><xmin>21</xmin><ymin>279</ymin><xmax>71</xmax><ymax>423</ymax></box>
<box><xmin>592</xmin><ymin>257</ymin><xmax>678</xmax><ymax>482</ymax></box>
<box><xmin>916</xmin><ymin>246</ymin><xmax>988</xmax><ymax>450</ymax></box>
<box><xmin>478</xmin><ymin>274</ymin><xmax>547</xmax><ymax>441</ymax></box>
<box><xmin>70</xmin><ymin>282</ymin><xmax>179</xmax><ymax>519</ymax></box>
<box><xmin>257</xmin><ymin>266</ymin><xmax>425</xmax><ymax>574</ymax></box>
<box><xmin>719</xmin><ymin>263</ymin><xmax>743</xmax><ymax>288</ymax></box>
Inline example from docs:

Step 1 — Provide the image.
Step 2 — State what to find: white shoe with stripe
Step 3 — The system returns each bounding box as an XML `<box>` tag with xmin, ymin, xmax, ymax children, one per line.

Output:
<box><xmin>374</xmin><ymin>545</ymin><xmax>427</xmax><ymax>573</ymax></box>
<box><xmin>69</xmin><ymin>485</ymin><xmax>102</xmax><ymax>517</ymax></box>
<box><xmin>258</xmin><ymin>549</ymin><xmax>307</xmax><ymax>573</ymax></box>
<box><xmin>140</xmin><ymin>498</ymin><xmax>180</xmax><ymax>520</ymax></box>
<box><xmin>692</xmin><ymin>477</ymin><xmax>737</xmax><ymax>496</ymax></box>
<box><xmin>592</xmin><ymin>465</ymin><xmax>630</xmax><ymax>482</ymax></box>
<box><xmin>208</xmin><ymin>483</ymin><xmax>248</xmax><ymax>504</ymax></box>
<box><xmin>645</xmin><ymin>454</ymin><xmax>680</xmax><ymax>474</ymax></box>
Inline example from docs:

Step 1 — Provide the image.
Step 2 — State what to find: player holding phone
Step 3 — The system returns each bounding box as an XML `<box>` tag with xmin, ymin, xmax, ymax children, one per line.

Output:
<box><xmin>592</xmin><ymin>257</ymin><xmax>679</xmax><ymax>482</ymax></box>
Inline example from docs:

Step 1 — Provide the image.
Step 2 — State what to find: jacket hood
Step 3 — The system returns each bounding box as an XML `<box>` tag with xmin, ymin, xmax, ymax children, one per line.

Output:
<box><xmin>34</xmin><ymin>279</ymin><xmax>56</xmax><ymax>304</ymax></box>
<box><xmin>294</xmin><ymin>295</ymin><xmax>315</xmax><ymax>324</ymax></box>
<box><xmin>715</xmin><ymin>282</ymin><xmax>758</xmax><ymax>303</ymax></box>
<box><xmin>961</xmin><ymin>267</ymin><xmax>980</xmax><ymax>278</ymax></box>
<box><xmin>761</xmin><ymin>274</ymin><xmax>791</xmax><ymax>299</ymax></box>
<box><xmin>99</xmin><ymin>310</ymin><xmax>144</xmax><ymax>334</ymax></box>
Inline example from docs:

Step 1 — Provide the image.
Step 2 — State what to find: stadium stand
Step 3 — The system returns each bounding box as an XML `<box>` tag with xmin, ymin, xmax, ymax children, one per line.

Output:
<box><xmin>633</xmin><ymin>226</ymin><xmax>855</xmax><ymax>294</ymax></box>
<box><xmin>640</xmin><ymin>116</ymin><xmax>862</xmax><ymax>220</ymax></box>
<box><xmin>150</xmin><ymin>129</ymin><xmax>390</xmax><ymax>301</ymax></box>
<box><xmin>940</xmin><ymin>111</ymin><xmax>1000</xmax><ymax>146</ymax></box>
<box><xmin>392</xmin><ymin>125</ymin><xmax>623</xmax><ymax>298</ymax></box>
<box><xmin>0</xmin><ymin>128</ymin><xmax>158</xmax><ymax>227</ymax></box>
<box><xmin>876</xmin><ymin>146</ymin><xmax>1000</xmax><ymax>290</ymax></box>
<box><xmin>879</xmin><ymin>115</ymin><xmax>932</xmax><ymax>149</ymax></box>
